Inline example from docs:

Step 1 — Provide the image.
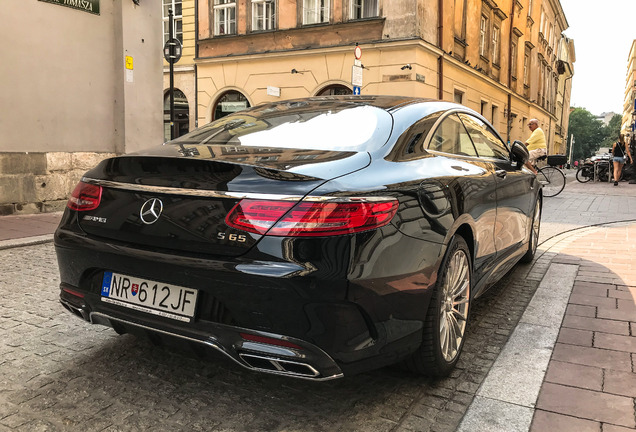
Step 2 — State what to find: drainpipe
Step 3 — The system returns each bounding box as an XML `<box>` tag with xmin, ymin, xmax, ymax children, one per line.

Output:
<box><xmin>506</xmin><ymin>0</ymin><xmax>516</xmax><ymax>143</ymax></box>
<box><xmin>194</xmin><ymin>0</ymin><xmax>199</xmax><ymax>127</ymax></box>
<box><xmin>438</xmin><ymin>0</ymin><xmax>444</xmax><ymax>100</ymax></box>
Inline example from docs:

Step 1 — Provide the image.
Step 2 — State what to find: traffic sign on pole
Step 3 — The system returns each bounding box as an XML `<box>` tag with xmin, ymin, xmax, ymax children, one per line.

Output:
<box><xmin>353</xmin><ymin>86</ymin><xmax>361</xmax><ymax>95</ymax></box>
<box><xmin>163</xmin><ymin>38</ymin><xmax>182</xmax><ymax>64</ymax></box>
<box><xmin>351</xmin><ymin>65</ymin><xmax>363</xmax><ymax>87</ymax></box>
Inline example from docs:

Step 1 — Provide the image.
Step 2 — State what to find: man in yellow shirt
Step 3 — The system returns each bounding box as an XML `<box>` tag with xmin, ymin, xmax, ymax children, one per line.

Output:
<box><xmin>524</xmin><ymin>119</ymin><xmax>547</xmax><ymax>174</ymax></box>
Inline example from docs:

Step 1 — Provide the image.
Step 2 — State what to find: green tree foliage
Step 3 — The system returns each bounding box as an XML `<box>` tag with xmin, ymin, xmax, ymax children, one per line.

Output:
<box><xmin>565</xmin><ymin>108</ymin><xmax>618</xmax><ymax>161</ymax></box>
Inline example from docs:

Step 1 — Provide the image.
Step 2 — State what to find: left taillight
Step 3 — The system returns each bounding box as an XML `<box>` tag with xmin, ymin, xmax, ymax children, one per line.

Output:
<box><xmin>226</xmin><ymin>198</ymin><xmax>399</xmax><ymax>237</ymax></box>
<box><xmin>67</xmin><ymin>181</ymin><xmax>102</xmax><ymax>211</ymax></box>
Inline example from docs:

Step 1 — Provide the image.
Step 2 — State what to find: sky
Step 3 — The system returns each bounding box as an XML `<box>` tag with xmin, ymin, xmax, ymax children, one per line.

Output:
<box><xmin>558</xmin><ymin>0</ymin><xmax>636</xmax><ymax>116</ymax></box>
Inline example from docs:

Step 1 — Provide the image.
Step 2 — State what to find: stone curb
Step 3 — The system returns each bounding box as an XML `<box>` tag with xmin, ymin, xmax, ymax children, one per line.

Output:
<box><xmin>0</xmin><ymin>234</ymin><xmax>54</xmax><ymax>251</ymax></box>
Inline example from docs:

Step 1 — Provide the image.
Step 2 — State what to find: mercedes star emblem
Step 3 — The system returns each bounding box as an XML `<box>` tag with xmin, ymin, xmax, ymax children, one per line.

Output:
<box><xmin>139</xmin><ymin>198</ymin><xmax>163</xmax><ymax>225</ymax></box>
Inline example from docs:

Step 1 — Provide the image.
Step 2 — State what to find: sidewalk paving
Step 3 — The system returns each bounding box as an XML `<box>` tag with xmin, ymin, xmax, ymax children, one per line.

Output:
<box><xmin>0</xmin><ymin>177</ymin><xmax>635</xmax><ymax>431</ymax></box>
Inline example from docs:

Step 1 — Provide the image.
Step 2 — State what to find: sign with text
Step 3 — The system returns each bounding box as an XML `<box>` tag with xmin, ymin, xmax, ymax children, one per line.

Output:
<box><xmin>38</xmin><ymin>0</ymin><xmax>100</xmax><ymax>15</ymax></box>
<box><xmin>267</xmin><ymin>86</ymin><xmax>281</xmax><ymax>97</ymax></box>
<box><xmin>351</xmin><ymin>65</ymin><xmax>363</xmax><ymax>87</ymax></box>
<box><xmin>221</xmin><ymin>101</ymin><xmax>248</xmax><ymax>113</ymax></box>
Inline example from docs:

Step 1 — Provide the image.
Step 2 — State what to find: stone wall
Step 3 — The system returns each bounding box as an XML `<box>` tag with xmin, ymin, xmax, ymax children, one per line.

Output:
<box><xmin>0</xmin><ymin>152</ymin><xmax>116</xmax><ymax>215</ymax></box>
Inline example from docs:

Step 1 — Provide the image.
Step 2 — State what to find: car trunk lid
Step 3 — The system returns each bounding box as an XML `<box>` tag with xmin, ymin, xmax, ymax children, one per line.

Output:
<box><xmin>74</xmin><ymin>147</ymin><xmax>370</xmax><ymax>257</ymax></box>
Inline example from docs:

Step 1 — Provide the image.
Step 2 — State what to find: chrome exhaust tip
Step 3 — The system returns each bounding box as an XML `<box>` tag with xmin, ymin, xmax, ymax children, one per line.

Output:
<box><xmin>60</xmin><ymin>299</ymin><xmax>90</xmax><ymax>321</ymax></box>
<box><xmin>239</xmin><ymin>353</ymin><xmax>320</xmax><ymax>378</ymax></box>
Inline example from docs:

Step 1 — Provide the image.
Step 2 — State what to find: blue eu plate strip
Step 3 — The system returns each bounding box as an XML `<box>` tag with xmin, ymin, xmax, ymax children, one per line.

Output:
<box><xmin>102</xmin><ymin>271</ymin><xmax>112</xmax><ymax>297</ymax></box>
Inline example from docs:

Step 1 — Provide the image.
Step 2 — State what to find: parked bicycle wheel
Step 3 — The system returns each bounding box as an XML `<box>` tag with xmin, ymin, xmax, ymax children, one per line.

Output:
<box><xmin>576</xmin><ymin>166</ymin><xmax>592</xmax><ymax>183</ymax></box>
<box><xmin>597</xmin><ymin>163</ymin><xmax>610</xmax><ymax>182</ymax></box>
<box><xmin>537</xmin><ymin>166</ymin><xmax>565</xmax><ymax>197</ymax></box>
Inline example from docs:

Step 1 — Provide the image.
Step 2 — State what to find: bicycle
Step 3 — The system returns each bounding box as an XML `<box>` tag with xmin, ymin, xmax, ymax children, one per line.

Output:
<box><xmin>576</xmin><ymin>154</ymin><xmax>623</xmax><ymax>183</ymax></box>
<box><xmin>534</xmin><ymin>155</ymin><xmax>566</xmax><ymax>197</ymax></box>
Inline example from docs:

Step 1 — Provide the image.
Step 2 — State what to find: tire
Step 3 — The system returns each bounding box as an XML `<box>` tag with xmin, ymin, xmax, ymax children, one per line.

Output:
<box><xmin>403</xmin><ymin>236</ymin><xmax>471</xmax><ymax>377</ymax></box>
<box><xmin>520</xmin><ymin>198</ymin><xmax>541</xmax><ymax>263</ymax></box>
<box><xmin>576</xmin><ymin>166</ymin><xmax>592</xmax><ymax>183</ymax></box>
<box><xmin>537</xmin><ymin>166</ymin><xmax>565</xmax><ymax>197</ymax></box>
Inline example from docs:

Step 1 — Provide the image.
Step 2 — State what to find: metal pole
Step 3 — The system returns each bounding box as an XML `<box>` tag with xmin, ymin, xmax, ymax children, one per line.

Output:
<box><xmin>568</xmin><ymin>134</ymin><xmax>575</xmax><ymax>167</ymax></box>
<box><xmin>169</xmin><ymin>9</ymin><xmax>175</xmax><ymax>140</ymax></box>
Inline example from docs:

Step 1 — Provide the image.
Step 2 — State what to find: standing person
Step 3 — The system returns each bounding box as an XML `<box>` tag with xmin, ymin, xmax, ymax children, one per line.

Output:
<box><xmin>524</xmin><ymin>119</ymin><xmax>547</xmax><ymax>174</ymax></box>
<box><xmin>611</xmin><ymin>133</ymin><xmax>632</xmax><ymax>186</ymax></box>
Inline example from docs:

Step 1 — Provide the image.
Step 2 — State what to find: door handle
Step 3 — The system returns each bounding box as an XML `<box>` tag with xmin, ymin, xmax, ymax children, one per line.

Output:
<box><xmin>495</xmin><ymin>170</ymin><xmax>507</xmax><ymax>179</ymax></box>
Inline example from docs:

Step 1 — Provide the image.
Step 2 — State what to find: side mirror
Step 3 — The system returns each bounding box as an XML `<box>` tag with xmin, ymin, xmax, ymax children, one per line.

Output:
<box><xmin>510</xmin><ymin>140</ymin><xmax>529</xmax><ymax>169</ymax></box>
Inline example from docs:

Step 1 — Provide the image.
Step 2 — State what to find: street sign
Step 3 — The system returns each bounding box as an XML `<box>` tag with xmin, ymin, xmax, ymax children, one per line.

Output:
<box><xmin>163</xmin><ymin>38</ymin><xmax>182</xmax><ymax>64</ymax></box>
<box><xmin>353</xmin><ymin>86</ymin><xmax>361</xmax><ymax>95</ymax></box>
<box><xmin>351</xmin><ymin>65</ymin><xmax>363</xmax><ymax>87</ymax></box>
<box><xmin>354</xmin><ymin>45</ymin><xmax>362</xmax><ymax>60</ymax></box>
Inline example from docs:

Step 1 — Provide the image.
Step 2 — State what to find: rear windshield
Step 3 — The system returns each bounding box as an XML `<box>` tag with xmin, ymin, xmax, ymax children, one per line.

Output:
<box><xmin>170</xmin><ymin>102</ymin><xmax>393</xmax><ymax>152</ymax></box>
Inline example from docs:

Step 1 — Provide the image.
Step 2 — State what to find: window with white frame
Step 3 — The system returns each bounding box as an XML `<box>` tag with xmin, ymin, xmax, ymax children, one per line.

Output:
<box><xmin>351</xmin><ymin>0</ymin><xmax>378</xmax><ymax>20</ymax></box>
<box><xmin>162</xmin><ymin>0</ymin><xmax>183</xmax><ymax>44</ymax></box>
<box><xmin>479</xmin><ymin>15</ymin><xmax>488</xmax><ymax>57</ymax></box>
<box><xmin>303</xmin><ymin>0</ymin><xmax>329</xmax><ymax>25</ymax></box>
<box><xmin>492</xmin><ymin>24</ymin><xmax>500</xmax><ymax>65</ymax></box>
<box><xmin>252</xmin><ymin>0</ymin><xmax>275</xmax><ymax>31</ymax></box>
<box><xmin>214</xmin><ymin>0</ymin><xmax>236</xmax><ymax>35</ymax></box>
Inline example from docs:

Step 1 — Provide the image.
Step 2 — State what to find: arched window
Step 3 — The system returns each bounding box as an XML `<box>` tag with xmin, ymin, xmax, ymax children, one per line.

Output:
<box><xmin>213</xmin><ymin>91</ymin><xmax>250</xmax><ymax>121</ymax></box>
<box><xmin>164</xmin><ymin>89</ymin><xmax>189</xmax><ymax>142</ymax></box>
<box><xmin>316</xmin><ymin>84</ymin><xmax>352</xmax><ymax>96</ymax></box>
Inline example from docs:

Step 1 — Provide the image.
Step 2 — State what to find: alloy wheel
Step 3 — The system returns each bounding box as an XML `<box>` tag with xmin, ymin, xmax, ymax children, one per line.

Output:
<box><xmin>439</xmin><ymin>249</ymin><xmax>470</xmax><ymax>362</ymax></box>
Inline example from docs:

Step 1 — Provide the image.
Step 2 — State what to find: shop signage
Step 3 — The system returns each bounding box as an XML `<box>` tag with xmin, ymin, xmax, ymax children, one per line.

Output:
<box><xmin>222</xmin><ymin>101</ymin><xmax>248</xmax><ymax>113</ymax></box>
<box><xmin>39</xmin><ymin>0</ymin><xmax>100</xmax><ymax>15</ymax></box>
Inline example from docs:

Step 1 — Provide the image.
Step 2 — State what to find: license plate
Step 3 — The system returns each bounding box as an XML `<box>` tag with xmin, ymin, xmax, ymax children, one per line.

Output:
<box><xmin>101</xmin><ymin>271</ymin><xmax>198</xmax><ymax>323</ymax></box>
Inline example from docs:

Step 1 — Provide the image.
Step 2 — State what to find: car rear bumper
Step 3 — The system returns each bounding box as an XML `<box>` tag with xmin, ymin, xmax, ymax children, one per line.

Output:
<box><xmin>55</xmin><ymin>228</ymin><xmax>432</xmax><ymax>379</ymax></box>
<box><xmin>60</xmin><ymin>287</ymin><xmax>343</xmax><ymax>380</ymax></box>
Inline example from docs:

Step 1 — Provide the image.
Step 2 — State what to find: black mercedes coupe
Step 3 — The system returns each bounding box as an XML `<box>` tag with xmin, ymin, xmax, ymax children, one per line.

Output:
<box><xmin>55</xmin><ymin>96</ymin><xmax>541</xmax><ymax>380</ymax></box>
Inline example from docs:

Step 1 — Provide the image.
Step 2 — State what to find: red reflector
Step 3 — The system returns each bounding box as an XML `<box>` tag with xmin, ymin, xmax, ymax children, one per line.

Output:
<box><xmin>62</xmin><ymin>288</ymin><xmax>85</xmax><ymax>299</ymax></box>
<box><xmin>226</xmin><ymin>199</ymin><xmax>398</xmax><ymax>237</ymax></box>
<box><xmin>240</xmin><ymin>333</ymin><xmax>302</xmax><ymax>349</ymax></box>
<box><xmin>68</xmin><ymin>182</ymin><xmax>102</xmax><ymax>211</ymax></box>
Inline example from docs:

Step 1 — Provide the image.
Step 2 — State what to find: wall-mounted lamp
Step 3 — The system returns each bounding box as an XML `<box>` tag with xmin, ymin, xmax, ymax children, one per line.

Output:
<box><xmin>401</xmin><ymin>64</ymin><xmax>412</xmax><ymax>70</ymax></box>
<box><xmin>291</xmin><ymin>69</ymin><xmax>305</xmax><ymax>74</ymax></box>
<box><xmin>132</xmin><ymin>0</ymin><xmax>140</xmax><ymax>5</ymax></box>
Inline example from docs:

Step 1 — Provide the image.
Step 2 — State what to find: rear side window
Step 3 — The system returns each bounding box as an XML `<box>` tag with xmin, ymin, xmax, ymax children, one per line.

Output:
<box><xmin>458</xmin><ymin>114</ymin><xmax>509</xmax><ymax>159</ymax></box>
<box><xmin>386</xmin><ymin>111</ymin><xmax>444</xmax><ymax>161</ymax></box>
<box><xmin>428</xmin><ymin>114</ymin><xmax>478</xmax><ymax>157</ymax></box>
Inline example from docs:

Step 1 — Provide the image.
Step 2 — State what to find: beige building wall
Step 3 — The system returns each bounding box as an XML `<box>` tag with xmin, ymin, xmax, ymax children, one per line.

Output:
<box><xmin>195</xmin><ymin>0</ymin><xmax>573</xmax><ymax>157</ymax></box>
<box><xmin>623</xmin><ymin>40</ymin><xmax>636</xmax><ymax>140</ymax></box>
<box><xmin>0</xmin><ymin>1</ymin><xmax>163</xmax><ymax>215</ymax></box>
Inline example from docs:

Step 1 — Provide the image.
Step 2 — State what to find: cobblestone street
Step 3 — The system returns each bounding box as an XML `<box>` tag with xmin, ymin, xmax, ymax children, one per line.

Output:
<box><xmin>0</xmin><ymin>242</ymin><xmax>541</xmax><ymax>432</ymax></box>
<box><xmin>1</xmin><ymin>179</ymin><xmax>635</xmax><ymax>431</ymax></box>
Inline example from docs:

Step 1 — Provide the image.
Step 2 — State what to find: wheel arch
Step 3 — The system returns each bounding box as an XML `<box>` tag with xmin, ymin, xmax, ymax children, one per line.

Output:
<box><xmin>454</xmin><ymin>223</ymin><xmax>475</xmax><ymax>266</ymax></box>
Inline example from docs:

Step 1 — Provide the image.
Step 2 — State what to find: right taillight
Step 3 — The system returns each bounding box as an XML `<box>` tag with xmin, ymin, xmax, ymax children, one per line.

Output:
<box><xmin>226</xmin><ymin>198</ymin><xmax>398</xmax><ymax>237</ymax></box>
<box><xmin>67</xmin><ymin>181</ymin><xmax>102</xmax><ymax>211</ymax></box>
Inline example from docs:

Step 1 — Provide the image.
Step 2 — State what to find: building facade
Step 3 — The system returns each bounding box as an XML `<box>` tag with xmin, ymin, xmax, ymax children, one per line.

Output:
<box><xmin>194</xmin><ymin>0</ymin><xmax>574</xmax><ymax>154</ymax></box>
<box><xmin>622</xmin><ymin>40</ymin><xmax>636</xmax><ymax>141</ymax></box>
<box><xmin>163</xmin><ymin>0</ymin><xmax>198</xmax><ymax>141</ymax></box>
<box><xmin>0</xmin><ymin>1</ymin><xmax>163</xmax><ymax>215</ymax></box>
